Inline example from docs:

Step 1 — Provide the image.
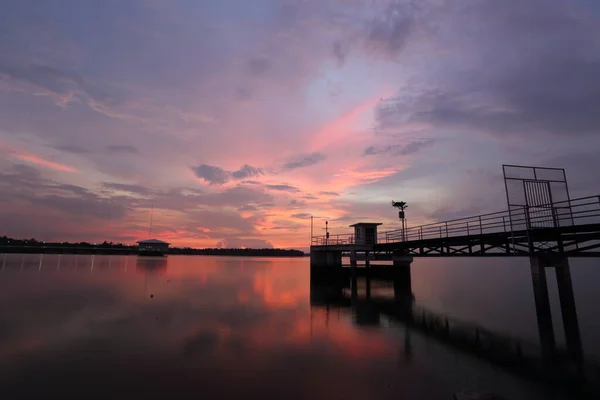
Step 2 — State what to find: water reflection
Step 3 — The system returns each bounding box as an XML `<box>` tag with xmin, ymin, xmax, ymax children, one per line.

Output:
<box><xmin>136</xmin><ymin>256</ymin><xmax>168</xmax><ymax>274</ymax></box>
<box><xmin>310</xmin><ymin>269</ymin><xmax>600</xmax><ymax>399</ymax></box>
<box><xmin>0</xmin><ymin>254</ymin><xmax>594</xmax><ymax>399</ymax></box>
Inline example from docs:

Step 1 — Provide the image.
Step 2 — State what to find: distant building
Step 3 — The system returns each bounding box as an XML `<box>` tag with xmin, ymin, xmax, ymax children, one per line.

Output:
<box><xmin>137</xmin><ymin>239</ymin><xmax>170</xmax><ymax>256</ymax></box>
<box><xmin>350</xmin><ymin>222</ymin><xmax>382</xmax><ymax>245</ymax></box>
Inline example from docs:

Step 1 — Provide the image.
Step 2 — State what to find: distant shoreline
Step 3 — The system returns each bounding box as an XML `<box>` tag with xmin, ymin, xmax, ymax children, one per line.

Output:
<box><xmin>0</xmin><ymin>245</ymin><xmax>304</xmax><ymax>257</ymax></box>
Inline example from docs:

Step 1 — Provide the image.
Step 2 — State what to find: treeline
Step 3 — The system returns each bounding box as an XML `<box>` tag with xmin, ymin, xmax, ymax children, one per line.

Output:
<box><xmin>0</xmin><ymin>236</ymin><xmax>304</xmax><ymax>257</ymax></box>
<box><xmin>169</xmin><ymin>247</ymin><xmax>304</xmax><ymax>257</ymax></box>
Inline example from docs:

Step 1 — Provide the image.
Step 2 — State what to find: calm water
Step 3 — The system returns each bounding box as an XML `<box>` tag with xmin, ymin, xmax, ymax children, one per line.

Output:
<box><xmin>1</xmin><ymin>254</ymin><xmax>599</xmax><ymax>399</ymax></box>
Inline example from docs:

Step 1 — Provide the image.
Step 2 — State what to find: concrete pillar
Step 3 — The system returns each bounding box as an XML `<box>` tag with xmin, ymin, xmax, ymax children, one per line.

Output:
<box><xmin>326</xmin><ymin>251</ymin><xmax>342</xmax><ymax>267</ymax></box>
<box><xmin>310</xmin><ymin>249</ymin><xmax>342</xmax><ymax>268</ymax></box>
<box><xmin>529</xmin><ymin>255</ymin><xmax>556</xmax><ymax>359</ymax></box>
<box><xmin>393</xmin><ymin>253</ymin><xmax>413</xmax><ymax>301</ymax></box>
<box><xmin>365</xmin><ymin>274</ymin><xmax>371</xmax><ymax>299</ymax></box>
<box><xmin>310</xmin><ymin>248</ymin><xmax>327</xmax><ymax>267</ymax></box>
<box><xmin>365</xmin><ymin>251</ymin><xmax>370</xmax><ymax>269</ymax></box>
<box><xmin>554</xmin><ymin>258</ymin><xmax>583</xmax><ymax>362</ymax></box>
<box><xmin>393</xmin><ymin>254</ymin><xmax>413</xmax><ymax>317</ymax></box>
<box><xmin>350</xmin><ymin>250</ymin><xmax>357</xmax><ymax>269</ymax></box>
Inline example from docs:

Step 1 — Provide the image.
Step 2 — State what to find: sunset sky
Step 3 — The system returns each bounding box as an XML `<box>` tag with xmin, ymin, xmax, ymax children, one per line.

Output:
<box><xmin>1</xmin><ymin>0</ymin><xmax>600</xmax><ymax>249</ymax></box>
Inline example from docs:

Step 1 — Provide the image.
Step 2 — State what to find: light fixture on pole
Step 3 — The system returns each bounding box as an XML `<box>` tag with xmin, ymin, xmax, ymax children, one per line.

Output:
<box><xmin>392</xmin><ymin>201</ymin><xmax>408</xmax><ymax>241</ymax></box>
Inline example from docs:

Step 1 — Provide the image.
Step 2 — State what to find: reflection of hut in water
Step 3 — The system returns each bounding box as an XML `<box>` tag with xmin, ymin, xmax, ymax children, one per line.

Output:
<box><xmin>136</xmin><ymin>256</ymin><xmax>168</xmax><ymax>274</ymax></box>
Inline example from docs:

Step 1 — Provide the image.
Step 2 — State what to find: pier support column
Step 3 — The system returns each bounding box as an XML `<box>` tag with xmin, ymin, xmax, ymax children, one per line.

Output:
<box><xmin>310</xmin><ymin>249</ymin><xmax>342</xmax><ymax>268</ymax></box>
<box><xmin>529</xmin><ymin>255</ymin><xmax>556</xmax><ymax>359</ymax></box>
<box><xmin>393</xmin><ymin>253</ymin><xmax>413</xmax><ymax>294</ymax></box>
<box><xmin>530</xmin><ymin>255</ymin><xmax>583</xmax><ymax>362</ymax></box>
<box><xmin>554</xmin><ymin>257</ymin><xmax>583</xmax><ymax>362</ymax></box>
<box><xmin>393</xmin><ymin>252</ymin><xmax>414</xmax><ymax>310</ymax></box>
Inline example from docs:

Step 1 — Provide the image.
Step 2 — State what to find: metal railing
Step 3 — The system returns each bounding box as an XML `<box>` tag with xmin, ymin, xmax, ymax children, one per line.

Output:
<box><xmin>311</xmin><ymin>195</ymin><xmax>600</xmax><ymax>246</ymax></box>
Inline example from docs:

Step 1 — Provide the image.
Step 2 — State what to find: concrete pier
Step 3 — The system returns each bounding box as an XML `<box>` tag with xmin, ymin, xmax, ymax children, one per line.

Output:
<box><xmin>310</xmin><ymin>249</ymin><xmax>342</xmax><ymax>268</ymax></box>
<box><xmin>393</xmin><ymin>252</ymin><xmax>413</xmax><ymax>305</ymax></box>
<box><xmin>529</xmin><ymin>255</ymin><xmax>582</xmax><ymax>362</ymax></box>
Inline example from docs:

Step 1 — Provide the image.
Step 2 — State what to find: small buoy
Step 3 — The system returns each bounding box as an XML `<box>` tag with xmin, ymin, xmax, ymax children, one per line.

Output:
<box><xmin>150</xmin><ymin>294</ymin><xmax>154</xmax><ymax>298</ymax></box>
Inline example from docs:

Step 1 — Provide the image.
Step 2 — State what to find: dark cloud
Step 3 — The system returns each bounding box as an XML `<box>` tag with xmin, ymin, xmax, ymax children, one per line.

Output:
<box><xmin>302</xmin><ymin>195</ymin><xmax>318</xmax><ymax>200</ymax></box>
<box><xmin>282</xmin><ymin>152</ymin><xmax>326</xmax><ymax>170</ymax></box>
<box><xmin>0</xmin><ymin>62</ymin><xmax>119</xmax><ymax>109</ymax></box>
<box><xmin>288</xmin><ymin>199</ymin><xmax>306</xmax><ymax>208</ymax></box>
<box><xmin>291</xmin><ymin>213</ymin><xmax>312</xmax><ymax>219</ymax></box>
<box><xmin>332</xmin><ymin>41</ymin><xmax>349</xmax><ymax>66</ymax></box>
<box><xmin>364</xmin><ymin>139</ymin><xmax>437</xmax><ymax>156</ymax></box>
<box><xmin>238</xmin><ymin>204</ymin><xmax>259</xmax><ymax>212</ymax></box>
<box><xmin>191</xmin><ymin>164</ymin><xmax>263</xmax><ymax>185</ymax></box>
<box><xmin>231</xmin><ymin>164</ymin><xmax>263</xmax><ymax>179</ymax></box>
<box><xmin>376</xmin><ymin>0</ymin><xmax>600</xmax><ymax>138</ymax></box>
<box><xmin>247</xmin><ymin>58</ymin><xmax>270</xmax><ymax>76</ymax></box>
<box><xmin>365</xmin><ymin>1</ymin><xmax>417</xmax><ymax>58</ymax></box>
<box><xmin>191</xmin><ymin>165</ymin><xmax>230</xmax><ymax>185</ymax></box>
<box><xmin>107</xmin><ymin>145</ymin><xmax>139</xmax><ymax>154</ymax></box>
<box><xmin>0</xmin><ymin>165</ymin><xmax>130</xmax><ymax>221</ymax></box>
<box><xmin>266</xmin><ymin>184</ymin><xmax>301</xmax><ymax>192</ymax></box>
<box><xmin>53</xmin><ymin>145</ymin><xmax>91</xmax><ymax>154</ymax></box>
<box><xmin>318</xmin><ymin>191</ymin><xmax>340</xmax><ymax>197</ymax></box>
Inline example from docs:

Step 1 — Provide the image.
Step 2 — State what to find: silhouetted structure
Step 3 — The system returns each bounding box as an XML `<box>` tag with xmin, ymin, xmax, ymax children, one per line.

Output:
<box><xmin>310</xmin><ymin>165</ymin><xmax>600</xmax><ymax>396</ymax></box>
<box><xmin>137</xmin><ymin>239</ymin><xmax>170</xmax><ymax>256</ymax></box>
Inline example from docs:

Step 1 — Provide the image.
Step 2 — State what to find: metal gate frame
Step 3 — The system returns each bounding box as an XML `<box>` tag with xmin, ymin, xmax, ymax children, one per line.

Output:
<box><xmin>502</xmin><ymin>165</ymin><xmax>574</xmax><ymax>251</ymax></box>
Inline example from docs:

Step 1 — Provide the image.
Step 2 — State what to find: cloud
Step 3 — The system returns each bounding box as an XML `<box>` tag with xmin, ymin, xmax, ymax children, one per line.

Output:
<box><xmin>107</xmin><ymin>145</ymin><xmax>138</xmax><ymax>154</ymax></box>
<box><xmin>288</xmin><ymin>199</ymin><xmax>306</xmax><ymax>208</ymax></box>
<box><xmin>0</xmin><ymin>62</ymin><xmax>121</xmax><ymax>113</ymax></box>
<box><xmin>332</xmin><ymin>41</ymin><xmax>349</xmax><ymax>66</ymax></box>
<box><xmin>1</xmin><ymin>144</ymin><xmax>78</xmax><ymax>173</ymax></box>
<box><xmin>291</xmin><ymin>213</ymin><xmax>312</xmax><ymax>219</ymax></box>
<box><xmin>0</xmin><ymin>165</ymin><xmax>129</xmax><ymax>221</ymax></box>
<box><xmin>215</xmin><ymin>237</ymin><xmax>273</xmax><ymax>249</ymax></box>
<box><xmin>191</xmin><ymin>164</ymin><xmax>263</xmax><ymax>185</ymax></box>
<box><xmin>282</xmin><ymin>152</ymin><xmax>326</xmax><ymax>170</ymax></box>
<box><xmin>102</xmin><ymin>182</ymin><xmax>152</xmax><ymax>196</ymax></box>
<box><xmin>365</xmin><ymin>1</ymin><xmax>417</xmax><ymax>59</ymax></box>
<box><xmin>232</xmin><ymin>164</ymin><xmax>263</xmax><ymax>180</ymax></box>
<box><xmin>247</xmin><ymin>58</ymin><xmax>271</xmax><ymax>76</ymax></box>
<box><xmin>318</xmin><ymin>191</ymin><xmax>340</xmax><ymax>197</ymax></box>
<box><xmin>375</xmin><ymin>0</ymin><xmax>600</xmax><ymax>138</ymax></box>
<box><xmin>191</xmin><ymin>165</ymin><xmax>231</xmax><ymax>185</ymax></box>
<box><xmin>364</xmin><ymin>139</ymin><xmax>437</xmax><ymax>156</ymax></box>
<box><xmin>265</xmin><ymin>184</ymin><xmax>301</xmax><ymax>192</ymax></box>
<box><xmin>53</xmin><ymin>145</ymin><xmax>91</xmax><ymax>154</ymax></box>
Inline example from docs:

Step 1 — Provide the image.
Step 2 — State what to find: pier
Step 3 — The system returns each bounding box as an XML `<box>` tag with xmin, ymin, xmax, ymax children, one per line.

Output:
<box><xmin>310</xmin><ymin>165</ymin><xmax>600</xmax><ymax>394</ymax></box>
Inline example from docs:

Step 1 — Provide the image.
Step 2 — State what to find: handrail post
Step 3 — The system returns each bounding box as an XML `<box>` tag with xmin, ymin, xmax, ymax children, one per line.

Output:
<box><xmin>420</xmin><ymin>227</ymin><xmax>423</xmax><ymax>240</ymax></box>
<box><xmin>503</xmin><ymin>216</ymin><xmax>506</xmax><ymax>233</ymax></box>
<box><xmin>445</xmin><ymin>222</ymin><xmax>448</xmax><ymax>238</ymax></box>
<box><xmin>439</xmin><ymin>226</ymin><xmax>442</xmax><ymax>238</ymax></box>
<box><xmin>479</xmin><ymin>216</ymin><xmax>483</xmax><ymax>235</ymax></box>
<box><xmin>466</xmin><ymin>222</ymin><xmax>470</xmax><ymax>236</ymax></box>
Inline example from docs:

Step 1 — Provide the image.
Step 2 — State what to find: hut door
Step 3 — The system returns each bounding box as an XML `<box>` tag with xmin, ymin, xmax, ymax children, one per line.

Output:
<box><xmin>365</xmin><ymin>227</ymin><xmax>375</xmax><ymax>245</ymax></box>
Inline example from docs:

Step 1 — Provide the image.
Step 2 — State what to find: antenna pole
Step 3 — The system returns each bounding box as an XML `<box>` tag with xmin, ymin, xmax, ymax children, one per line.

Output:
<box><xmin>310</xmin><ymin>215</ymin><xmax>314</xmax><ymax>247</ymax></box>
<box><xmin>149</xmin><ymin>204</ymin><xmax>154</xmax><ymax>239</ymax></box>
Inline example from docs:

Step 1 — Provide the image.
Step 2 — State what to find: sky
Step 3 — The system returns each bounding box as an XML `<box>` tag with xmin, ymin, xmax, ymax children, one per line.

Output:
<box><xmin>1</xmin><ymin>0</ymin><xmax>600</xmax><ymax>250</ymax></box>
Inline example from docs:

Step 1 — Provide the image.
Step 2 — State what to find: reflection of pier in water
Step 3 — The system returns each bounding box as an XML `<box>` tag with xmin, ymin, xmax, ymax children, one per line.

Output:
<box><xmin>310</xmin><ymin>269</ymin><xmax>600</xmax><ymax>397</ymax></box>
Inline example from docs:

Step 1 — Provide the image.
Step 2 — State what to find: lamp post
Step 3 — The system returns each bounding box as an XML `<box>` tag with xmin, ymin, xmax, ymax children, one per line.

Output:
<box><xmin>392</xmin><ymin>201</ymin><xmax>408</xmax><ymax>241</ymax></box>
